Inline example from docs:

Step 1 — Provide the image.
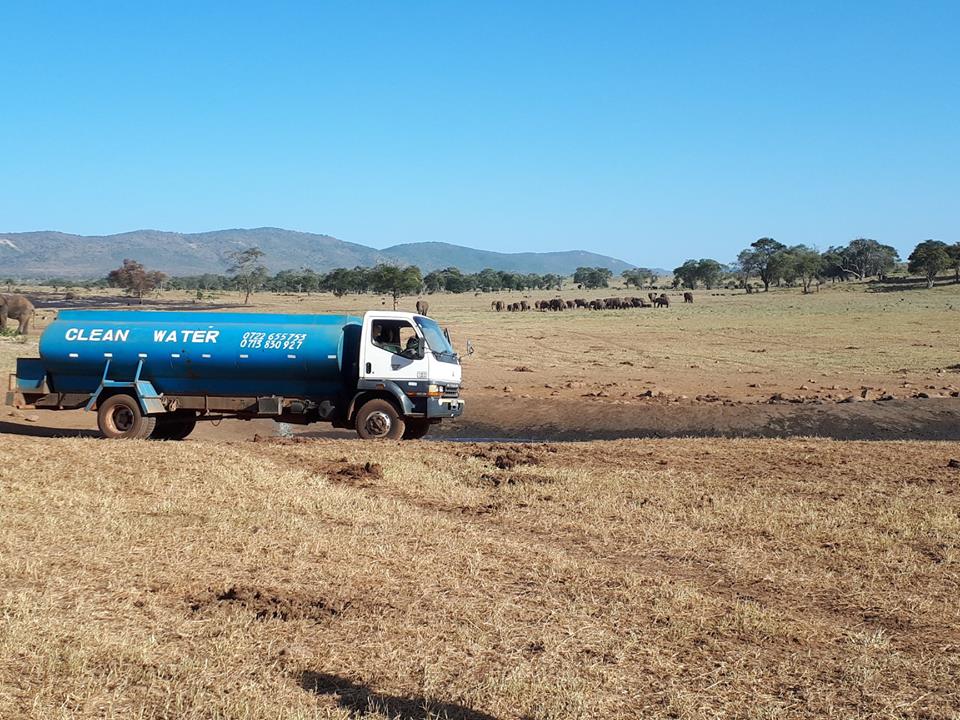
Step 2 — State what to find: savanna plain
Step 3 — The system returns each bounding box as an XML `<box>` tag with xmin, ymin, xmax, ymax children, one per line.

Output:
<box><xmin>1</xmin><ymin>283</ymin><xmax>958</xmax><ymax>718</ymax></box>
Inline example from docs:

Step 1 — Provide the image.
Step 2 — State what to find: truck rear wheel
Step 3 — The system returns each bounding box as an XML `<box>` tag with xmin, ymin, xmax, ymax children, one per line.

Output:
<box><xmin>355</xmin><ymin>399</ymin><xmax>406</xmax><ymax>440</ymax></box>
<box><xmin>151</xmin><ymin>413</ymin><xmax>198</xmax><ymax>441</ymax></box>
<box><xmin>97</xmin><ymin>394</ymin><xmax>156</xmax><ymax>440</ymax></box>
<box><xmin>402</xmin><ymin>418</ymin><xmax>431</xmax><ymax>440</ymax></box>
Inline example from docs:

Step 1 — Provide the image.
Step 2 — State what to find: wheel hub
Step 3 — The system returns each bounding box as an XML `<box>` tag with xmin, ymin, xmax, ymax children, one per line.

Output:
<box><xmin>113</xmin><ymin>407</ymin><xmax>135</xmax><ymax>432</ymax></box>
<box><xmin>365</xmin><ymin>410</ymin><xmax>392</xmax><ymax>437</ymax></box>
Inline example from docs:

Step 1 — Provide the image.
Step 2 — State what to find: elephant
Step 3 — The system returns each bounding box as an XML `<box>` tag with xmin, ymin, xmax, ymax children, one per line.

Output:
<box><xmin>493</xmin><ymin>301</ymin><xmax>504</xmax><ymax>312</ymax></box>
<box><xmin>574</xmin><ymin>298</ymin><xmax>587</xmax><ymax>308</ymax></box>
<box><xmin>416</xmin><ymin>299</ymin><xmax>429</xmax><ymax>316</ymax></box>
<box><xmin>520</xmin><ymin>300</ymin><xmax>530</xmax><ymax>311</ymax></box>
<box><xmin>648</xmin><ymin>292</ymin><xmax>657</xmax><ymax>303</ymax></box>
<box><xmin>0</xmin><ymin>293</ymin><xmax>35</xmax><ymax>335</ymax></box>
<box><xmin>654</xmin><ymin>293</ymin><xmax>670</xmax><ymax>308</ymax></box>
<box><xmin>683</xmin><ymin>292</ymin><xmax>694</xmax><ymax>303</ymax></box>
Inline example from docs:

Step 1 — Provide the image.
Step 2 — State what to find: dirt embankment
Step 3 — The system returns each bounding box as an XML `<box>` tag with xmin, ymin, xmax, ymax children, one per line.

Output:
<box><xmin>4</xmin><ymin>397</ymin><xmax>960</xmax><ymax>443</ymax></box>
<box><xmin>426</xmin><ymin>396</ymin><xmax>960</xmax><ymax>442</ymax></box>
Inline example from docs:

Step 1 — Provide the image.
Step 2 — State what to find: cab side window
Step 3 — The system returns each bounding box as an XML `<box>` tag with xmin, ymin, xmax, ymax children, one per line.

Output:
<box><xmin>371</xmin><ymin>321</ymin><xmax>417</xmax><ymax>356</ymax></box>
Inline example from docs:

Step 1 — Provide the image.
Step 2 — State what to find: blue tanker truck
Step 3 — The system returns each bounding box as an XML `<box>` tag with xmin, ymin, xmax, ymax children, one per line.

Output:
<box><xmin>5</xmin><ymin>309</ymin><xmax>464</xmax><ymax>440</ymax></box>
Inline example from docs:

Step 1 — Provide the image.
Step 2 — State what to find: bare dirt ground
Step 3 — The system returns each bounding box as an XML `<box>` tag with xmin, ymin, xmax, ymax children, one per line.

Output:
<box><xmin>3</xmin><ymin>283</ymin><xmax>959</xmax><ymax>441</ymax></box>
<box><xmin>1</xmin><ymin>436</ymin><xmax>958</xmax><ymax>719</ymax></box>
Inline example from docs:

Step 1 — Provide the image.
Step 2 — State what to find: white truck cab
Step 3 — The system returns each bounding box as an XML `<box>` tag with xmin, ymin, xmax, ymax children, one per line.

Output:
<box><xmin>353</xmin><ymin>311</ymin><xmax>464</xmax><ymax>439</ymax></box>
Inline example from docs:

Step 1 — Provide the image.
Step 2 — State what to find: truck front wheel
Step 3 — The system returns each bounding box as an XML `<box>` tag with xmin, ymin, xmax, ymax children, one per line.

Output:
<box><xmin>97</xmin><ymin>394</ymin><xmax>157</xmax><ymax>440</ymax></box>
<box><xmin>355</xmin><ymin>399</ymin><xmax>406</xmax><ymax>440</ymax></box>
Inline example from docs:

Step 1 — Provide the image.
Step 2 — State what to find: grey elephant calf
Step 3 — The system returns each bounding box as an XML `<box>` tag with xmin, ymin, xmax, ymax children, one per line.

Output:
<box><xmin>0</xmin><ymin>293</ymin><xmax>35</xmax><ymax>334</ymax></box>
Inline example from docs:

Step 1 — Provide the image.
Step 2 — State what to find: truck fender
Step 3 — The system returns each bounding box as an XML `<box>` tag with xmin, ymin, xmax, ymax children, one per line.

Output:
<box><xmin>347</xmin><ymin>380</ymin><xmax>415</xmax><ymax>421</ymax></box>
<box><xmin>86</xmin><ymin>380</ymin><xmax>166</xmax><ymax>416</ymax></box>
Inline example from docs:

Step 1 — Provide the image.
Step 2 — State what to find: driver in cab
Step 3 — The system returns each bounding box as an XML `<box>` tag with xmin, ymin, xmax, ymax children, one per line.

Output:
<box><xmin>373</xmin><ymin>322</ymin><xmax>421</xmax><ymax>358</ymax></box>
<box><xmin>372</xmin><ymin>322</ymin><xmax>400</xmax><ymax>354</ymax></box>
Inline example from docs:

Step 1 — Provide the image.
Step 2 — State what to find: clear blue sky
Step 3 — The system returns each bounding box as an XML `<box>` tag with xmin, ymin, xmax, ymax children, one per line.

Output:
<box><xmin>1</xmin><ymin>1</ymin><xmax>957</xmax><ymax>268</ymax></box>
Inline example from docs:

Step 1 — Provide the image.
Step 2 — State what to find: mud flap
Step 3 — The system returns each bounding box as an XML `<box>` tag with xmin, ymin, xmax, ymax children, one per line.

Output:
<box><xmin>134</xmin><ymin>380</ymin><xmax>166</xmax><ymax>414</ymax></box>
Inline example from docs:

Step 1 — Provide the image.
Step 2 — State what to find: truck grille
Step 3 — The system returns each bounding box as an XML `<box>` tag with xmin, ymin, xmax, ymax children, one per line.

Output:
<box><xmin>442</xmin><ymin>385</ymin><xmax>460</xmax><ymax>399</ymax></box>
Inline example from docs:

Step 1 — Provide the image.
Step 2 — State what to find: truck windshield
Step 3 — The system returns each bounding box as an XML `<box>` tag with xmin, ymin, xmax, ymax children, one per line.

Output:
<box><xmin>415</xmin><ymin>317</ymin><xmax>455</xmax><ymax>355</ymax></box>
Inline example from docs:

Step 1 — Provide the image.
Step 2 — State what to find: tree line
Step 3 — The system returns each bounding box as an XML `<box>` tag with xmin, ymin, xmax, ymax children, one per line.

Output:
<box><xmin>91</xmin><ymin>250</ymin><xmax>572</xmax><ymax>307</ymax></box>
<box><xmin>668</xmin><ymin>238</ymin><xmax>960</xmax><ymax>292</ymax></box>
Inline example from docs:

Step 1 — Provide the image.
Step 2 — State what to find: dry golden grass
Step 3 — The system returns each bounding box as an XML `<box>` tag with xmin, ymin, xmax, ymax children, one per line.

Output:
<box><xmin>1</xmin><ymin>436</ymin><xmax>958</xmax><ymax>718</ymax></box>
<box><xmin>1</xmin><ymin>283</ymin><xmax>958</xmax><ymax>717</ymax></box>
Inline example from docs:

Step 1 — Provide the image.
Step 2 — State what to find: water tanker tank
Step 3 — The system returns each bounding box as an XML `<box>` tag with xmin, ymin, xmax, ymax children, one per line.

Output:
<box><xmin>39</xmin><ymin>310</ymin><xmax>363</xmax><ymax>399</ymax></box>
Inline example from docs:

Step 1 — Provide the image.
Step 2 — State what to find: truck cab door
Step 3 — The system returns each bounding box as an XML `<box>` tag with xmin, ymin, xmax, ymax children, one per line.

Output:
<box><xmin>360</xmin><ymin>317</ymin><xmax>427</xmax><ymax>382</ymax></box>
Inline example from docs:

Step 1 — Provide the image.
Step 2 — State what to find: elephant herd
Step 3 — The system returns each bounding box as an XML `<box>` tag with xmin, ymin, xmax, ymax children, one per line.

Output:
<box><xmin>0</xmin><ymin>293</ymin><xmax>35</xmax><ymax>334</ymax></box>
<box><xmin>492</xmin><ymin>292</ymin><xmax>683</xmax><ymax>312</ymax></box>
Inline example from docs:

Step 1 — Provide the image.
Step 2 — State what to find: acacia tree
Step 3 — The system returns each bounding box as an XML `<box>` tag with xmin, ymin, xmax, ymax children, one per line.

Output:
<box><xmin>301</xmin><ymin>268</ymin><xmax>321</xmax><ymax>294</ymax></box>
<box><xmin>671</xmin><ymin>259</ymin><xmax>724</xmax><ymax>290</ymax></box>
<box><xmin>437</xmin><ymin>267</ymin><xmax>474</xmax><ymax>293</ymax></box>
<box><xmin>696</xmin><ymin>259</ymin><xmax>724</xmax><ymax>289</ymax></box>
<box><xmin>107</xmin><ymin>259</ymin><xmax>167</xmax><ymax>304</ymax></box>
<box><xmin>908</xmin><ymin>240</ymin><xmax>950</xmax><ymax>288</ymax></box>
<box><xmin>227</xmin><ymin>247</ymin><xmax>268</xmax><ymax>304</ymax></box>
<box><xmin>320</xmin><ymin>267</ymin><xmax>360</xmax><ymax>297</ymax></box>
<box><xmin>947</xmin><ymin>242</ymin><xmax>960</xmax><ymax>283</ymax></box>
<box><xmin>671</xmin><ymin>260</ymin><xmax>700</xmax><ymax>289</ymax></box>
<box><xmin>475</xmin><ymin>268</ymin><xmax>502</xmax><ymax>292</ymax></box>
<box><xmin>820</xmin><ymin>247</ymin><xmax>849</xmax><ymax>283</ymax></box>
<box><xmin>737</xmin><ymin>238</ymin><xmax>786</xmax><ymax>291</ymax></box>
<box><xmin>573</xmin><ymin>267</ymin><xmax>613</xmax><ymax>289</ymax></box>
<box><xmin>622</xmin><ymin>268</ymin><xmax>658</xmax><ymax>288</ymax></box>
<box><xmin>369</xmin><ymin>264</ymin><xmax>423</xmax><ymax>309</ymax></box>
<box><xmin>542</xmin><ymin>273</ymin><xmax>563</xmax><ymax>291</ymax></box>
<box><xmin>828</xmin><ymin>238</ymin><xmax>899</xmax><ymax>280</ymax></box>
<box><xmin>786</xmin><ymin>245</ymin><xmax>826</xmax><ymax>293</ymax></box>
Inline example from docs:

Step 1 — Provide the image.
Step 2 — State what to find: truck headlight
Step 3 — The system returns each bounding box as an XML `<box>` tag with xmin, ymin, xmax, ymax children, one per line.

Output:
<box><xmin>427</xmin><ymin>384</ymin><xmax>443</xmax><ymax>397</ymax></box>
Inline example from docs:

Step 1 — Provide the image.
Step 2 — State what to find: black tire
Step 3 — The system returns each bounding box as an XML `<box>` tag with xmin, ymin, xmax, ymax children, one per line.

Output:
<box><xmin>355</xmin><ymin>398</ymin><xmax>406</xmax><ymax>440</ymax></box>
<box><xmin>97</xmin><ymin>394</ymin><xmax>156</xmax><ymax>440</ymax></box>
<box><xmin>402</xmin><ymin>418</ymin><xmax>431</xmax><ymax>440</ymax></box>
<box><xmin>151</xmin><ymin>413</ymin><xmax>198</xmax><ymax>441</ymax></box>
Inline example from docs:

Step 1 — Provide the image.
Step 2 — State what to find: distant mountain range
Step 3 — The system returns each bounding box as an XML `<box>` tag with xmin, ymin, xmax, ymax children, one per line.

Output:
<box><xmin>0</xmin><ymin>228</ymin><xmax>635</xmax><ymax>279</ymax></box>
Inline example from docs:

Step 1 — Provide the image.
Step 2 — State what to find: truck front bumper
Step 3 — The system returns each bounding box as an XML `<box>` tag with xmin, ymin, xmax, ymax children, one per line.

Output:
<box><xmin>426</xmin><ymin>396</ymin><xmax>464</xmax><ymax>419</ymax></box>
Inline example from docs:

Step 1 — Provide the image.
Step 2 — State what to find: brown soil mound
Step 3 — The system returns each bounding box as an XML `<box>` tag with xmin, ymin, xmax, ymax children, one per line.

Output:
<box><xmin>188</xmin><ymin>586</ymin><xmax>349</xmax><ymax>622</ymax></box>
